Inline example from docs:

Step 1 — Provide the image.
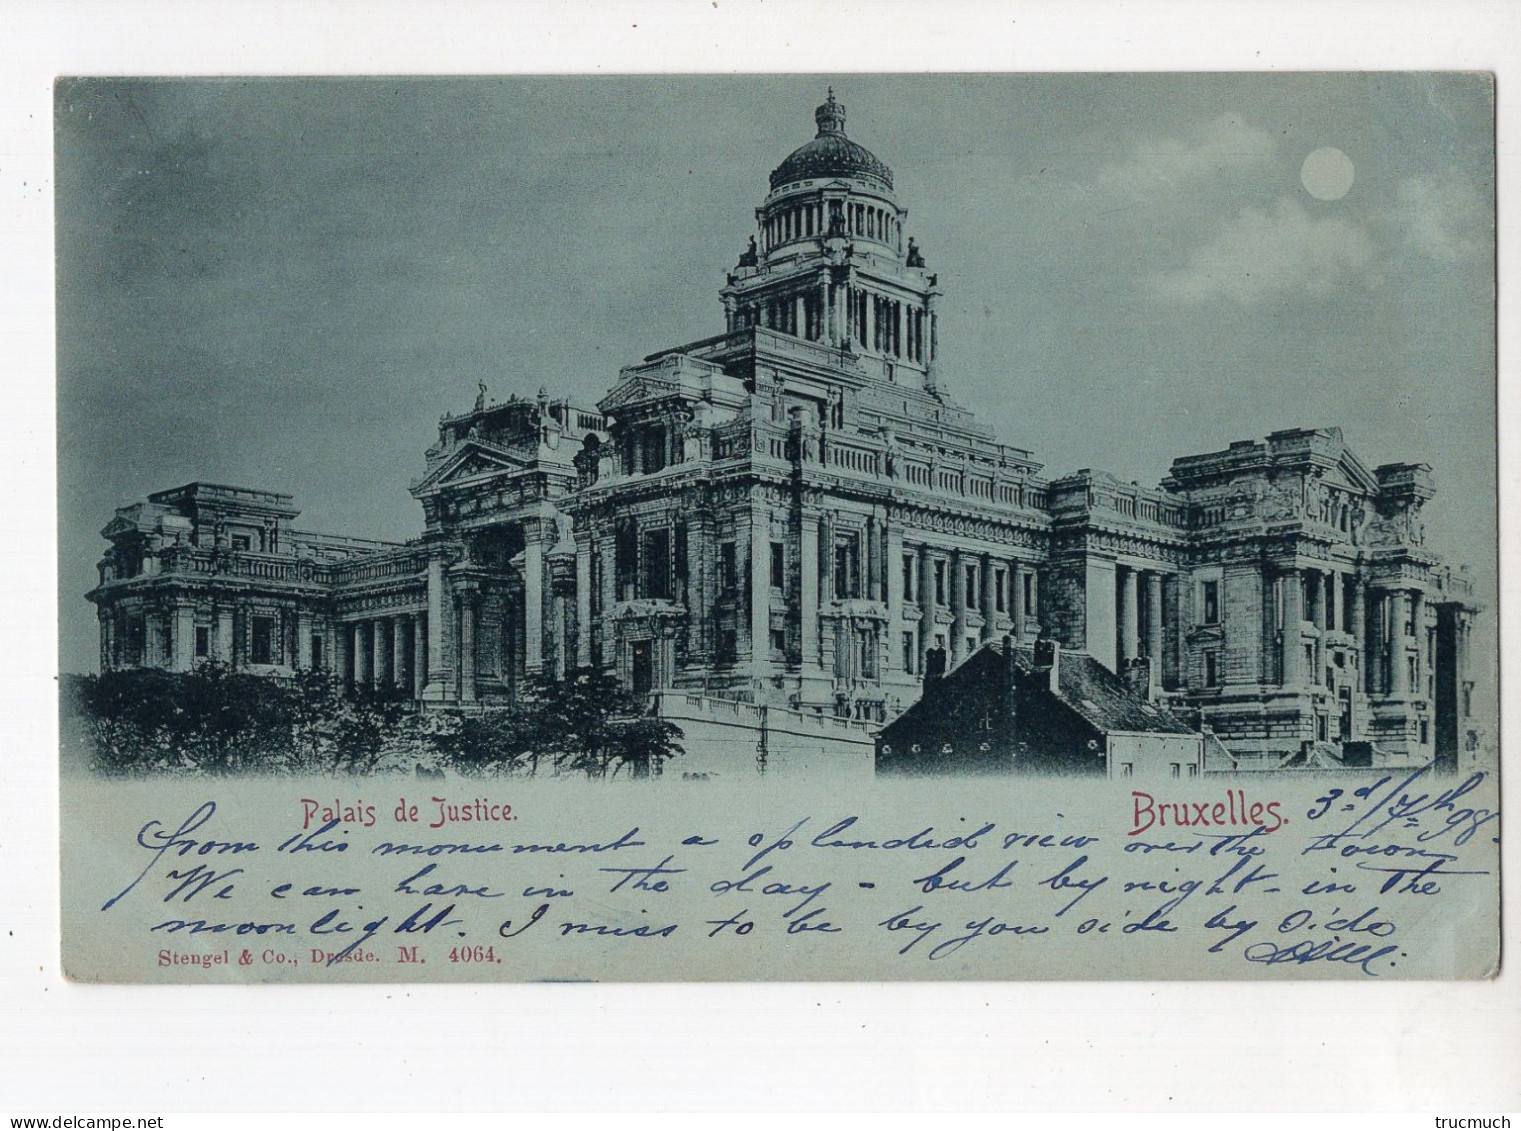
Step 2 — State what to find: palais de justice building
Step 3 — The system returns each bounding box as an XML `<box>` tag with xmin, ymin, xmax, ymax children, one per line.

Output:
<box><xmin>87</xmin><ymin>93</ymin><xmax>1481</xmax><ymax>771</ymax></box>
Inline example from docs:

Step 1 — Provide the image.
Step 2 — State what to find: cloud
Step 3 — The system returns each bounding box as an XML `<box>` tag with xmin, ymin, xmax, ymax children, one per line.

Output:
<box><xmin>1149</xmin><ymin>196</ymin><xmax>1377</xmax><ymax>306</ymax></box>
<box><xmin>1388</xmin><ymin>176</ymin><xmax>1489</xmax><ymax>263</ymax></box>
<box><xmin>1097</xmin><ymin>112</ymin><xmax>1278</xmax><ymax>202</ymax></box>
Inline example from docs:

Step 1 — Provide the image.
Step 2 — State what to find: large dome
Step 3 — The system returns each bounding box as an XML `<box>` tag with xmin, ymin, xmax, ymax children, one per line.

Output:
<box><xmin>768</xmin><ymin>92</ymin><xmax>894</xmax><ymax>192</ymax></box>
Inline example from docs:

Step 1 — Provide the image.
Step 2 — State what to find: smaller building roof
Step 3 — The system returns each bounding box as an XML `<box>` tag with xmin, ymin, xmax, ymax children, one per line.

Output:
<box><xmin>882</xmin><ymin>639</ymin><xmax>1197</xmax><ymax>745</ymax></box>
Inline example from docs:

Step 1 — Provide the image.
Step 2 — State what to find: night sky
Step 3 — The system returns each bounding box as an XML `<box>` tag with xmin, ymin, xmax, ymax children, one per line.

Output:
<box><xmin>55</xmin><ymin>74</ymin><xmax>1496</xmax><ymax>677</ymax></box>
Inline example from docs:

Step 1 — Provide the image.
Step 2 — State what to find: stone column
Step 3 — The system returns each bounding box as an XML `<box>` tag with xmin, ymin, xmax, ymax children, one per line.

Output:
<box><xmin>980</xmin><ymin>554</ymin><xmax>997</xmax><ymax>642</ymax></box>
<box><xmin>1410</xmin><ymin>588</ymin><xmax>1425</xmax><ymax>696</ymax></box>
<box><xmin>458</xmin><ymin>591</ymin><xmax>478</xmax><ymax>702</ymax></box>
<box><xmin>1365</xmin><ymin>588</ymin><xmax>1383</xmax><ymax>695</ymax></box>
<box><xmin>885</xmin><ymin>518</ymin><xmax>904</xmax><ymax>627</ymax></box>
<box><xmin>296</xmin><ymin>608</ymin><xmax>313</xmax><ymax>670</ymax></box>
<box><xmin>550</xmin><ymin>590</ymin><xmax>567</xmax><ymax>680</ymax></box>
<box><xmin>332</xmin><ymin>620</ymin><xmax>350</xmax><ymax>686</ymax></box>
<box><xmin>575</xmin><ymin>536</ymin><xmax>593</xmax><ymax>668</ymax></box>
<box><xmin>1146</xmin><ymin>571</ymin><xmax>1164</xmax><ymax>684</ymax></box>
<box><xmin>949</xmin><ymin>549</ymin><xmax>966</xmax><ymax>664</ymax></box>
<box><xmin>865</xmin><ymin>513</ymin><xmax>880</xmax><ymax>602</ymax></box>
<box><xmin>215</xmin><ymin>605</ymin><xmax>235</xmax><ymax>664</ymax></box>
<box><xmin>1120</xmin><ymin>567</ymin><xmax>1140</xmax><ymax>670</ymax></box>
<box><xmin>865</xmin><ymin>292</ymin><xmax>877</xmax><ymax>353</ymax></box>
<box><xmin>1011</xmin><ymin>562</ymin><xmax>1026</xmax><ymax>639</ymax></box>
<box><xmin>1281</xmin><ymin>568</ymin><xmax>1302</xmax><ymax>688</ymax></box>
<box><xmin>523</xmin><ymin>525</ymin><xmax>544</xmax><ymax>674</ymax></box>
<box><xmin>918</xmin><ymin>543</ymin><xmax>933</xmax><ymax>674</ymax></box>
<box><xmin>1313</xmin><ymin>571</ymin><xmax>1329</xmax><ymax>682</ymax></box>
<box><xmin>425</xmin><ymin>555</ymin><xmax>444</xmax><ymax>694</ymax></box>
<box><xmin>749</xmin><ymin>500</ymin><xmax>773</xmax><ymax>678</ymax></box>
<box><xmin>354</xmin><ymin>622</ymin><xmax>371</xmax><ymax>686</ymax></box>
<box><xmin>412</xmin><ymin>613</ymin><xmax>427</xmax><ymax>699</ymax></box>
<box><xmin>373</xmin><ymin>618</ymin><xmax>389</xmax><ymax>688</ymax></box>
<box><xmin>1351</xmin><ymin>580</ymin><xmax>1367</xmax><ymax>660</ymax></box>
<box><xmin>1388</xmin><ymin>590</ymin><xmax>1410</xmax><ymax>695</ymax></box>
<box><xmin>794</xmin><ymin>293</ymin><xmax>806</xmax><ymax>339</ymax></box>
<box><xmin>172</xmin><ymin>603</ymin><xmax>195</xmax><ymax>671</ymax></box>
<box><xmin>393</xmin><ymin>616</ymin><xmax>409</xmax><ymax>691</ymax></box>
<box><xmin>800</xmin><ymin>511</ymin><xmax>820</xmax><ymax>668</ymax></box>
<box><xmin>818</xmin><ymin>279</ymin><xmax>830</xmax><ymax>345</ymax></box>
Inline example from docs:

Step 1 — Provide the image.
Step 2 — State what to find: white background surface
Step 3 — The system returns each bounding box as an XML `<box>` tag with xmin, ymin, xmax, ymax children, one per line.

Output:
<box><xmin>2</xmin><ymin>0</ymin><xmax>1517</xmax><ymax>1113</ymax></box>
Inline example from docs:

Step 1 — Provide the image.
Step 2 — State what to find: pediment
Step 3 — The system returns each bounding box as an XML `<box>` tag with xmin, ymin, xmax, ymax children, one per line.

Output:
<box><xmin>1319</xmin><ymin>442</ymin><xmax>1379</xmax><ymax>495</ymax></box>
<box><xmin>414</xmin><ymin>442</ymin><xmax>531</xmax><ymax>494</ymax></box>
<box><xmin>101</xmin><ymin>516</ymin><xmax>140</xmax><ymax>540</ymax></box>
<box><xmin>1186</xmin><ymin>624</ymin><xmax>1225</xmax><ymax>646</ymax></box>
<box><xmin>598</xmin><ymin>372</ymin><xmax>681</xmax><ymax>414</ymax></box>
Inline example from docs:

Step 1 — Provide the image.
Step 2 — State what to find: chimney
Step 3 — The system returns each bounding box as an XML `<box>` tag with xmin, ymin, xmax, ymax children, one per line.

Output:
<box><xmin>1122</xmin><ymin>655</ymin><xmax>1152</xmax><ymax>700</ymax></box>
<box><xmin>1033</xmin><ymin>634</ymin><xmax>1059</xmax><ymax>694</ymax></box>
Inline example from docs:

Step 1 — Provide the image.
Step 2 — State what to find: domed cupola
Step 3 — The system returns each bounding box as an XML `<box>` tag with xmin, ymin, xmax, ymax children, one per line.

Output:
<box><xmin>769</xmin><ymin>90</ymin><xmax>894</xmax><ymax>192</ymax></box>
<box><xmin>720</xmin><ymin>89</ymin><xmax>942</xmax><ymax>393</ymax></box>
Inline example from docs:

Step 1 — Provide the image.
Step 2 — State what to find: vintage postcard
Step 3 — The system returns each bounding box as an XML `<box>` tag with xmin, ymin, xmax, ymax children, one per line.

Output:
<box><xmin>56</xmin><ymin>74</ymin><xmax>1499</xmax><ymax>982</ymax></box>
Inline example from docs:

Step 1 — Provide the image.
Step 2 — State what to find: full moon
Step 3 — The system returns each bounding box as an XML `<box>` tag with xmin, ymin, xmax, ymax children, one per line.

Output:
<box><xmin>1301</xmin><ymin>146</ymin><xmax>1356</xmax><ymax>201</ymax></box>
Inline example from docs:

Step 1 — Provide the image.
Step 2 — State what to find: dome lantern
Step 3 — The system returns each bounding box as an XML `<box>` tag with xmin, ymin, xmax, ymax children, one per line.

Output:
<box><xmin>769</xmin><ymin>90</ymin><xmax>894</xmax><ymax>192</ymax></box>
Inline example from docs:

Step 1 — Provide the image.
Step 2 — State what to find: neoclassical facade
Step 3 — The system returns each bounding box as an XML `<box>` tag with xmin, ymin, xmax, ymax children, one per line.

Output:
<box><xmin>87</xmin><ymin>93</ymin><xmax>1481</xmax><ymax>770</ymax></box>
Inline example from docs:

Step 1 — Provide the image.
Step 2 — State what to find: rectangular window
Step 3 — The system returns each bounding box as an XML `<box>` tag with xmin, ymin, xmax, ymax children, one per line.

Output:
<box><xmin>1186</xmin><ymin>764</ymin><xmax>1199</xmax><ymax>778</ymax></box>
<box><xmin>251</xmin><ymin>615</ymin><xmax>275</xmax><ymax>665</ymax></box>
<box><xmin>770</xmin><ymin>541</ymin><xmax>785</xmax><ymax>589</ymax></box>
<box><xmin>641</xmin><ymin>528</ymin><xmax>671</xmax><ymax>600</ymax></box>
<box><xmin>966</xmin><ymin>634</ymin><xmax>978</xmax><ymax>656</ymax></box>
<box><xmin>1120</xmin><ymin>763</ymin><xmax>1134</xmax><ymax>778</ymax></box>
<box><xmin>770</xmin><ymin>629</ymin><xmax>786</xmax><ymax>657</ymax></box>
<box><xmin>717</xmin><ymin>629</ymin><xmax>737</xmax><ymax>664</ymax></box>
<box><xmin>902</xmin><ymin>554</ymin><xmax>915</xmax><ymax>601</ymax></box>
<box><xmin>995</xmin><ymin>568</ymin><xmax>1007</xmax><ymax>613</ymax></box>
<box><xmin>720</xmin><ymin>542</ymin><xmax>738</xmax><ymax>593</ymax></box>
<box><xmin>859</xmin><ymin>631</ymin><xmax>878</xmax><ymax>679</ymax></box>
<box><xmin>311</xmin><ymin>635</ymin><xmax>324</xmax><ymax>670</ymax></box>
<box><xmin>1325</xmin><ymin>582</ymin><xmax>1337</xmax><ymax>630</ymax></box>
<box><xmin>1170</xmin><ymin>763</ymin><xmax>1181</xmax><ymax>779</ymax></box>
<box><xmin>1023</xmin><ymin>573</ymin><xmax>1035</xmax><ymax>617</ymax></box>
<box><xmin>1204</xmin><ymin>651</ymin><xmax>1220</xmax><ymax>687</ymax></box>
<box><xmin>902</xmin><ymin>631</ymin><xmax>917</xmax><ymax>674</ymax></box>
<box><xmin>126</xmin><ymin>616</ymin><xmax>146</xmax><ymax>665</ymax></box>
<box><xmin>1202</xmin><ymin>580</ymin><xmax>1220</xmax><ymax>625</ymax></box>
<box><xmin>194</xmin><ymin>626</ymin><xmax>210</xmax><ymax>658</ymax></box>
<box><xmin>615</xmin><ymin>519</ymin><xmax>638</xmax><ymax>599</ymax></box>
<box><xmin>1420</xmin><ymin>719</ymin><xmax>1429</xmax><ymax>745</ymax></box>
<box><xmin>640</xmin><ymin>426</ymin><xmax>667</xmax><ymax>474</ymax></box>
<box><xmin>965</xmin><ymin>565</ymin><xmax>978</xmax><ymax>609</ymax></box>
<box><xmin>1408</xmin><ymin>656</ymin><xmax>1419</xmax><ymax>694</ymax></box>
<box><xmin>231</xmin><ymin>534</ymin><xmax>251</xmax><ymax>552</ymax></box>
<box><xmin>833</xmin><ymin>534</ymin><xmax>861</xmax><ymax>599</ymax></box>
<box><xmin>934</xmin><ymin>560</ymin><xmax>947</xmax><ymax>606</ymax></box>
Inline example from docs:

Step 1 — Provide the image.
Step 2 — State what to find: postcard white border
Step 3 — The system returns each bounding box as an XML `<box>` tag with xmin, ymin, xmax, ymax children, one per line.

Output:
<box><xmin>4</xmin><ymin>0</ymin><xmax>1518</xmax><ymax>1113</ymax></box>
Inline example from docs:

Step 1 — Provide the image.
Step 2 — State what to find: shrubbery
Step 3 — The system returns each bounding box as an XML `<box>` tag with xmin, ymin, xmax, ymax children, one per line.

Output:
<box><xmin>61</xmin><ymin>664</ymin><xmax>683</xmax><ymax>779</ymax></box>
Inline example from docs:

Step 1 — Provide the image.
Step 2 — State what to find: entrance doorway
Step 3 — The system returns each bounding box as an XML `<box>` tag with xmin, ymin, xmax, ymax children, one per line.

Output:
<box><xmin>631</xmin><ymin>639</ymin><xmax>653</xmax><ymax>696</ymax></box>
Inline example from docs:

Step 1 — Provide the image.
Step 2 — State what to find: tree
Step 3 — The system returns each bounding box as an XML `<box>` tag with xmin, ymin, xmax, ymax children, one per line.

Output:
<box><xmin>513</xmin><ymin>667</ymin><xmax>684</xmax><ymax>779</ymax></box>
<box><xmin>66</xmin><ymin>663</ymin><xmax>293</xmax><ymax>774</ymax></box>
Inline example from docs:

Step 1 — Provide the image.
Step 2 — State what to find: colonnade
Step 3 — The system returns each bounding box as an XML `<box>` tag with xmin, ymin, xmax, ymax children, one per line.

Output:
<box><xmin>1272</xmin><ymin>566</ymin><xmax>1433</xmax><ymax>699</ymax></box>
<box><xmin>761</xmin><ymin>198</ymin><xmax>899</xmax><ymax>254</ymax></box>
<box><xmin>338</xmin><ymin>612</ymin><xmax>427</xmax><ymax>699</ymax></box>
<box><xmin>1113</xmin><ymin>565</ymin><xmax>1168</xmax><ymax>683</ymax></box>
<box><xmin>908</xmin><ymin>544</ymin><xmax>1040</xmax><ymax>674</ymax></box>
<box><xmin>734</xmin><ymin>280</ymin><xmax>933</xmax><ymax>366</ymax></box>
